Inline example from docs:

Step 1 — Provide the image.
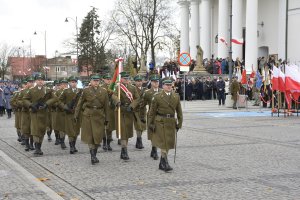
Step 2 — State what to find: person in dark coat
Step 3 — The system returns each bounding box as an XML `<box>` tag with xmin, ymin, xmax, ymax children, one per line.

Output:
<box><xmin>196</xmin><ymin>78</ymin><xmax>204</xmax><ymax>100</ymax></box>
<box><xmin>216</xmin><ymin>76</ymin><xmax>225</xmax><ymax>105</ymax></box>
<box><xmin>185</xmin><ymin>79</ymin><xmax>193</xmax><ymax>101</ymax></box>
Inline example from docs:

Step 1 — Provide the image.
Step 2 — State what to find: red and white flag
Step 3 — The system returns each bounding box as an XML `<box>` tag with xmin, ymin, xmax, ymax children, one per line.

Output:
<box><xmin>285</xmin><ymin>64</ymin><xmax>300</xmax><ymax>91</ymax></box>
<box><xmin>219</xmin><ymin>37</ymin><xmax>228</xmax><ymax>46</ymax></box>
<box><xmin>231</xmin><ymin>38</ymin><xmax>244</xmax><ymax>45</ymax></box>
<box><xmin>278</xmin><ymin>67</ymin><xmax>285</xmax><ymax>92</ymax></box>
<box><xmin>271</xmin><ymin>66</ymin><xmax>279</xmax><ymax>91</ymax></box>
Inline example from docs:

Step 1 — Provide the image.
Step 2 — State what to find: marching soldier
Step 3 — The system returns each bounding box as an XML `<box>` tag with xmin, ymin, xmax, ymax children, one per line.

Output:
<box><xmin>114</xmin><ymin>72</ymin><xmax>140</xmax><ymax>160</ymax></box>
<box><xmin>0</xmin><ymin>81</ymin><xmax>5</xmax><ymax>117</ymax></box>
<box><xmin>23</xmin><ymin>74</ymin><xmax>58</xmax><ymax>156</ymax></box>
<box><xmin>51</xmin><ymin>80</ymin><xmax>61</xmax><ymax>145</ymax></box>
<box><xmin>148</xmin><ymin>77</ymin><xmax>183</xmax><ymax>172</ymax></box>
<box><xmin>18</xmin><ymin>76</ymin><xmax>35</xmax><ymax>151</ymax></box>
<box><xmin>45</xmin><ymin>82</ymin><xmax>54</xmax><ymax>142</ymax></box>
<box><xmin>142</xmin><ymin>74</ymin><xmax>162</xmax><ymax>160</ymax></box>
<box><xmin>100</xmin><ymin>73</ymin><xmax>118</xmax><ymax>151</ymax></box>
<box><xmin>10</xmin><ymin>82</ymin><xmax>23</xmax><ymax>144</ymax></box>
<box><xmin>133</xmin><ymin>74</ymin><xmax>147</xmax><ymax>149</ymax></box>
<box><xmin>58</xmin><ymin>76</ymin><xmax>82</xmax><ymax>154</ymax></box>
<box><xmin>74</xmin><ymin>74</ymin><xmax>109</xmax><ymax>164</ymax></box>
<box><xmin>55</xmin><ymin>79</ymin><xmax>68</xmax><ymax>149</ymax></box>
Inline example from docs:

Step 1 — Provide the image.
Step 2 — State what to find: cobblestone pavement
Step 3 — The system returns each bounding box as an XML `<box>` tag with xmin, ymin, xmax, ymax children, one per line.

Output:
<box><xmin>0</xmin><ymin>100</ymin><xmax>300</xmax><ymax>200</ymax></box>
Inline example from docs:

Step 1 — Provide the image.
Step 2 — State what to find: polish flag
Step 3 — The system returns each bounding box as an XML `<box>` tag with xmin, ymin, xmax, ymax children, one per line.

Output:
<box><xmin>219</xmin><ymin>37</ymin><xmax>228</xmax><ymax>46</ymax></box>
<box><xmin>231</xmin><ymin>38</ymin><xmax>244</xmax><ymax>45</ymax></box>
<box><xmin>285</xmin><ymin>64</ymin><xmax>300</xmax><ymax>91</ymax></box>
<box><xmin>278</xmin><ymin>67</ymin><xmax>285</xmax><ymax>92</ymax></box>
<box><xmin>271</xmin><ymin>66</ymin><xmax>279</xmax><ymax>91</ymax></box>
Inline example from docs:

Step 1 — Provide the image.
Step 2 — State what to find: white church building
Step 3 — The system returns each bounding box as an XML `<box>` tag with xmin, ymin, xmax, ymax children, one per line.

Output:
<box><xmin>177</xmin><ymin>0</ymin><xmax>300</xmax><ymax>73</ymax></box>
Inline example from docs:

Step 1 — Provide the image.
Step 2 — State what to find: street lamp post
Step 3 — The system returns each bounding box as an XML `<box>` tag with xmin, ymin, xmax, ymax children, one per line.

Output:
<box><xmin>65</xmin><ymin>16</ymin><xmax>79</xmax><ymax>74</ymax></box>
<box><xmin>55</xmin><ymin>50</ymin><xmax>58</xmax><ymax>80</ymax></box>
<box><xmin>34</xmin><ymin>30</ymin><xmax>47</xmax><ymax>79</ymax></box>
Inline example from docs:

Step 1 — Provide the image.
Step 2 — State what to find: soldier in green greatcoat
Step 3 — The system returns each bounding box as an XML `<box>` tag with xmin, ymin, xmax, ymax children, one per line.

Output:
<box><xmin>18</xmin><ymin>76</ymin><xmax>35</xmax><ymax>151</ymax></box>
<box><xmin>51</xmin><ymin>80</ymin><xmax>61</xmax><ymax>145</ymax></box>
<box><xmin>133</xmin><ymin>74</ymin><xmax>147</xmax><ymax>150</ymax></box>
<box><xmin>148</xmin><ymin>77</ymin><xmax>183</xmax><ymax>172</ymax></box>
<box><xmin>56</xmin><ymin>78</ymin><xmax>69</xmax><ymax>149</ymax></box>
<box><xmin>58</xmin><ymin>76</ymin><xmax>82</xmax><ymax>154</ymax></box>
<box><xmin>114</xmin><ymin>72</ymin><xmax>140</xmax><ymax>160</ymax></box>
<box><xmin>142</xmin><ymin>74</ymin><xmax>162</xmax><ymax>160</ymax></box>
<box><xmin>23</xmin><ymin>74</ymin><xmax>58</xmax><ymax>156</ymax></box>
<box><xmin>45</xmin><ymin>82</ymin><xmax>54</xmax><ymax>142</ymax></box>
<box><xmin>10</xmin><ymin>82</ymin><xmax>24</xmax><ymax>145</ymax></box>
<box><xmin>100</xmin><ymin>73</ymin><xmax>118</xmax><ymax>151</ymax></box>
<box><xmin>230</xmin><ymin>76</ymin><xmax>240</xmax><ymax>109</ymax></box>
<box><xmin>74</xmin><ymin>74</ymin><xmax>109</xmax><ymax>164</ymax></box>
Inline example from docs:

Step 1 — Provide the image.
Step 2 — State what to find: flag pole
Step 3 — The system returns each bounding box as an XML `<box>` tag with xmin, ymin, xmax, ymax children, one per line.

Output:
<box><xmin>116</xmin><ymin>58</ymin><xmax>123</xmax><ymax>139</ymax></box>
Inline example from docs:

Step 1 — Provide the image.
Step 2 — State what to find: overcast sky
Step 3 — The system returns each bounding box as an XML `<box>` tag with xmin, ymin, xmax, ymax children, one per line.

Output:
<box><xmin>0</xmin><ymin>0</ymin><xmax>116</xmax><ymax>58</ymax></box>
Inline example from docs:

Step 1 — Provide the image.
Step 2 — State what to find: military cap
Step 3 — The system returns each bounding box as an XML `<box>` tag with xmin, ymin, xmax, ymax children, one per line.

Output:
<box><xmin>26</xmin><ymin>76</ymin><xmax>35</xmax><ymax>82</ymax></box>
<box><xmin>68</xmin><ymin>76</ymin><xmax>78</xmax><ymax>82</ymax></box>
<box><xmin>90</xmin><ymin>74</ymin><xmax>101</xmax><ymax>80</ymax></box>
<box><xmin>35</xmin><ymin>74</ymin><xmax>45</xmax><ymax>80</ymax></box>
<box><xmin>22</xmin><ymin>79</ymin><xmax>28</xmax><ymax>84</ymax></box>
<box><xmin>120</xmin><ymin>72</ymin><xmax>130</xmax><ymax>78</ymax></box>
<box><xmin>162</xmin><ymin>77</ymin><xmax>174</xmax><ymax>85</ymax></box>
<box><xmin>102</xmin><ymin>73</ymin><xmax>112</xmax><ymax>79</ymax></box>
<box><xmin>134</xmin><ymin>74</ymin><xmax>144</xmax><ymax>81</ymax></box>
<box><xmin>46</xmin><ymin>82</ymin><xmax>53</xmax><ymax>88</ymax></box>
<box><xmin>150</xmin><ymin>74</ymin><xmax>160</xmax><ymax>81</ymax></box>
<box><xmin>60</xmin><ymin>78</ymin><xmax>69</xmax><ymax>84</ymax></box>
<box><xmin>53</xmin><ymin>80</ymin><xmax>59</xmax><ymax>85</ymax></box>
<box><xmin>82</xmin><ymin>80</ymin><xmax>90</xmax><ymax>86</ymax></box>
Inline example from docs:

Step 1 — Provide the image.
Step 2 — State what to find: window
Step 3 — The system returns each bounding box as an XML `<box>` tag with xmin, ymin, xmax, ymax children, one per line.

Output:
<box><xmin>61</xmin><ymin>67</ymin><xmax>66</xmax><ymax>71</ymax></box>
<box><xmin>72</xmin><ymin>67</ymin><xmax>77</xmax><ymax>72</ymax></box>
<box><xmin>55</xmin><ymin>66</ymin><xmax>60</xmax><ymax>72</ymax></box>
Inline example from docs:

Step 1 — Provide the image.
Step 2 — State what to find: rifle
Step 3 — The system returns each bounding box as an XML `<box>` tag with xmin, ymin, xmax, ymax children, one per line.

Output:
<box><xmin>66</xmin><ymin>89</ymin><xmax>83</xmax><ymax>112</ymax></box>
<box><xmin>31</xmin><ymin>89</ymin><xmax>53</xmax><ymax>112</ymax></box>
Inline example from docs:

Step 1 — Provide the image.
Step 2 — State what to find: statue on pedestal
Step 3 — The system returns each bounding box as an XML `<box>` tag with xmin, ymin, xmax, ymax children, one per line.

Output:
<box><xmin>194</xmin><ymin>45</ymin><xmax>205</xmax><ymax>72</ymax></box>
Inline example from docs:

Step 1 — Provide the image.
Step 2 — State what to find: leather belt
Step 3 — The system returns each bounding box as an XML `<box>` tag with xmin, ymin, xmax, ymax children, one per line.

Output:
<box><xmin>157</xmin><ymin>113</ymin><xmax>174</xmax><ymax>118</ymax></box>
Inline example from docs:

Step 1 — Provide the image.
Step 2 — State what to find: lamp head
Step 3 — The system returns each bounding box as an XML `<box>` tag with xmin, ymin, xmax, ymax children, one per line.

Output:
<box><xmin>65</xmin><ymin>18</ymin><xmax>68</xmax><ymax>22</ymax></box>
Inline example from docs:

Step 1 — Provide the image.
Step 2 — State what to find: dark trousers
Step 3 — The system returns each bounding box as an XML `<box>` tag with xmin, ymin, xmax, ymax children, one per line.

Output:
<box><xmin>218</xmin><ymin>92</ymin><xmax>225</xmax><ymax>105</ymax></box>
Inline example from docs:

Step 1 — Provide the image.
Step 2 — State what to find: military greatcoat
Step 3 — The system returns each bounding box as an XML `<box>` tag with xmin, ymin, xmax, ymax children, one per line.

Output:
<box><xmin>101</xmin><ymin>83</ymin><xmax>118</xmax><ymax>132</ymax></box>
<box><xmin>10</xmin><ymin>91</ymin><xmax>21</xmax><ymax>129</ymax></box>
<box><xmin>54</xmin><ymin>89</ymin><xmax>65</xmax><ymax>133</ymax></box>
<box><xmin>75</xmin><ymin>86</ymin><xmax>109</xmax><ymax>145</ymax></box>
<box><xmin>17</xmin><ymin>88</ymin><xmax>31</xmax><ymax>136</ymax></box>
<box><xmin>114</xmin><ymin>84</ymin><xmax>140</xmax><ymax>140</ymax></box>
<box><xmin>143</xmin><ymin>88</ymin><xmax>162</xmax><ymax>139</ymax></box>
<box><xmin>23</xmin><ymin>86</ymin><xmax>58</xmax><ymax>138</ymax></box>
<box><xmin>148</xmin><ymin>91</ymin><xmax>183</xmax><ymax>150</ymax></box>
<box><xmin>133</xmin><ymin>85</ymin><xmax>146</xmax><ymax>132</ymax></box>
<box><xmin>59</xmin><ymin>88</ymin><xmax>82</xmax><ymax>139</ymax></box>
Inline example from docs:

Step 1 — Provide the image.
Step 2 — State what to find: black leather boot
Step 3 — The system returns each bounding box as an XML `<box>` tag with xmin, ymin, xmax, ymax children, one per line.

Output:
<box><xmin>120</xmin><ymin>147</ymin><xmax>129</xmax><ymax>160</ymax></box>
<box><xmin>33</xmin><ymin>143</ymin><xmax>43</xmax><ymax>156</ymax></box>
<box><xmin>60</xmin><ymin>136</ymin><xmax>67</xmax><ymax>149</ymax></box>
<box><xmin>102</xmin><ymin>138</ymin><xmax>108</xmax><ymax>151</ymax></box>
<box><xmin>90</xmin><ymin>149</ymin><xmax>97</xmax><ymax>165</ymax></box>
<box><xmin>136</xmin><ymin>137</ymin><xmax>144</xmax><ymax>149</ymax></box>
<box><xmin>21</xmin><ymin>135</ymin><xmax>26</xmax><ymax>145</ymax></box>
<box><xmin>150</xmin><ymin>147</ymin><xmax>159</xmax><ymax>160</ymax></box>
<box><xmin>164</xmin><ymin>157</ymin><xmax>173</xmax><ymax>172</ymax></box>
<box><xmin>159</xmin><ymin>156</ymin><xmax>166</xmax><ymax>171</ymax></box>
<box><xmin>29</xmin><ymin>137</ymin><xmax>35</xmax><ymax>150</ymax></box>
<box><xmin>69</xmin><ymin>142</ymin><xmax>75</xmax><ymax>154</ymax></box>
<box><xmin>94</xmin><ymin>147</ymin><xmax>99</xmax><ymax>163</ymax></box>
<box><xmin>107</xmin><ymin>139</ymin><xmax>112</xmax><ymax>151</ymax></box>
<box><xmin>24</xmin><ymin>139</ymin><xmax>30</xmax><ymax>151</ymax></box>
<box><xmin>47</xmin><ymin>131</ymin><xmax>52</xmax><ymax>141</ymax></box>
<box><xmin>17</xmin><ymin>130</ymin><xmax>22</xmax><ymax>142</ymax></box>
<box><xmin>54</xmin><ymin>132</ymin><xmax>60</xmax><ymax>145</ymax></box>
<box><xmin>74</xmin><ymin>139</ymin><xmax>78</xmax><ymax>152</ymax></box>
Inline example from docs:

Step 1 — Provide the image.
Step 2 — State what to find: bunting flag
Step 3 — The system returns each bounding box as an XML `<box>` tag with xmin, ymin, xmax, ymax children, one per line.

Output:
<box><xmin>231</xmin><ymin>38</ymin><xmax>244</xmax><ymax>45</ymax></box>
<box><xmin>241</xmin><ymin>69</ymin><xmax>247</xmax><ymax>85</ymax></box>
<box><xmin>285</xmin><ymin>64</ymin><xmax>300</xmax><ymax>91</ymax></box>
<box><xmin>271</xmin><ymin>66</ymin><xmax>279</xmax><ymax>91</ymax></box>
<box><xmin>219</xmin><ymin>37</ymin><xmax>228</xmax><ymax>46</ymax></box>
<box><xmin>110</xmin><ymin>58</ymin><xmax>124</xmax><ymax>91</ymax></box>
<box><xmin>255</xmin><ymin>70</ymin><xmax>263</xmax><ymax>89</ymax></box>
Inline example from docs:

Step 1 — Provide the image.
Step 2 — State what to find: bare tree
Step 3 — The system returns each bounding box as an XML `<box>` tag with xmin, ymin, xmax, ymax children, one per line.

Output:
<box><xmin>0</xmin><ymin>43</ymin><xmax>19</xmax><ymax>80</ymax></box>
<box><xmin>111</xmin><ymin>0</ymin><xmax>175</xmax><ymax>70</ymax></box>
